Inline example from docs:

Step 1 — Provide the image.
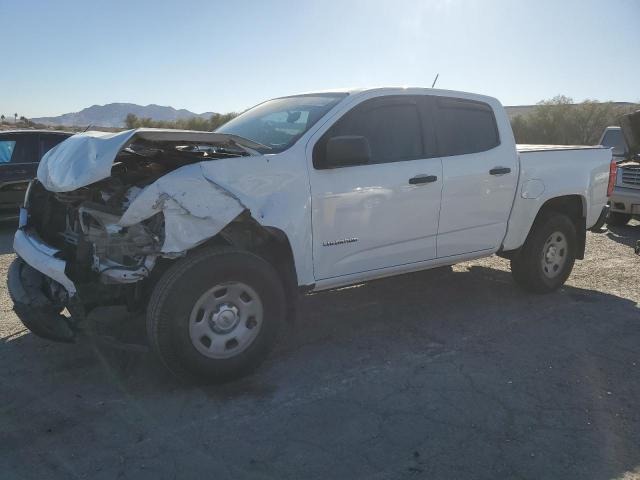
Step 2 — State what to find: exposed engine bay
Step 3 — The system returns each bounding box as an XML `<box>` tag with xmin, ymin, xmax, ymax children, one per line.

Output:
<box><xmin>27</xmin><ymin>139</ymin><xmax>249</xmax><ymax>290</ymax></box>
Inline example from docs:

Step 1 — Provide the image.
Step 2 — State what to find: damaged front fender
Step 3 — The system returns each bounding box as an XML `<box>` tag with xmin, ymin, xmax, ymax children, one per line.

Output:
<box><xmin>30</xmin><ymin>127</ymin><xmax>314</xmax><ymax>288</ymax></box>
<box><xmin>119</xmin><ymin>163</ymin><xmax>247</xmax><ymax>253</ymax></box>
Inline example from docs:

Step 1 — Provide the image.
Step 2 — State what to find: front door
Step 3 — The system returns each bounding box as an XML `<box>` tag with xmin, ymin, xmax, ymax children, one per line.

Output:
<box><xmin>308</xmin><ymin>95</ymin><xmax>443</xmax><ymax>280</ymax></box>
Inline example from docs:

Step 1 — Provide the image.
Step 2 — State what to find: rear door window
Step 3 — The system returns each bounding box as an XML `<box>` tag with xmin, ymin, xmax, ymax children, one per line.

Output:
<box><xmin>434</xmin><ymin>98</ymin><xmax>500</xmax><ymax>156</ymax></box>
<box><xmin>0</xmin><ymin>135</ymin><xmax>39</xmax><ymax>164</ymax></box>
<box><xmin>0</xmin><ymin>140</ymin><xmax>16</xmax><ymax>163</ymax></box>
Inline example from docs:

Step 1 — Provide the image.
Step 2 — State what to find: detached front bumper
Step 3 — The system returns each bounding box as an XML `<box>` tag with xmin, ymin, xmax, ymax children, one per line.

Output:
<box><xmin>13</xmin><ymin>228</ymin><xmax>77</xmax><ymax>295</ymax></box>
<box><xmin>8</xmin><ymin>226</ymin><xmax>79</xmax><ymax>342</ymax></box>
<box><xmin>8</xmin><ymin>257</ymin><xmax>76</xmax><ymax>342</ymax></box>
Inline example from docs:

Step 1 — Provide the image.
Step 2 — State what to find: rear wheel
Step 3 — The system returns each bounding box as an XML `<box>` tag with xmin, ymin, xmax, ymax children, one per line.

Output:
<box><xmin>146</xmin><ymin>246</ymin><xmax>286</xmax><ymax>383</ymax></box>
<box><xmin>510</xmin><ymin>213</ymin><xmax>577</xmax><ymax>293</ymax></box>
<box><xmin>607</xmin><ymin>212</ymin><xmax>631</xmax><ymax>227</ymax></box>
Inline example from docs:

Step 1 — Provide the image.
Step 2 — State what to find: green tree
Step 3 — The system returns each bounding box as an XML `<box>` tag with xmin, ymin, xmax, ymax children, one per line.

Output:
<box><xmin>0</xmin><ymin>114</ymin><xmax>4</xmax><ymax>124</ymax></box>
<box><xmin>510</xmin><ymin>96</ymin><xmax>639</xmax><ymax>145</ymax></box>
<box><xmin>124</xmin><ymin>112</ymin><xmax>237</xmax><ymax>131</ymax></box>
<box><xmin>124</xmin><ymin>113</ymin><xmax>140</xmax><ymax>129</ymax></box>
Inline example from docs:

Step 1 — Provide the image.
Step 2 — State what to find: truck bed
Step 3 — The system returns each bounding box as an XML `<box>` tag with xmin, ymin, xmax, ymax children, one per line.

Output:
<box><xmin>507</xmin><ymin>145</ymin><xmax>611</xmax><ymax>239</ymax></box>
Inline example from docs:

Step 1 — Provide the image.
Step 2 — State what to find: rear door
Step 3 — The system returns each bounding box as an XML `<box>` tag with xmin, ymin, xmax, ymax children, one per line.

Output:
<box><xmin>433</xmin><ymin>97</ymin><xmax>518</xmax><ymax>257</ymax></box>
<box><xmin>308</xmin><ymin>95</ymin><xmax>443</xmax><ymax>279</ymax></box>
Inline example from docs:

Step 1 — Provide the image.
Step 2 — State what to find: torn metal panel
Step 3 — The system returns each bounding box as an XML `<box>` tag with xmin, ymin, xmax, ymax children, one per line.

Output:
<box><xmin>98</xmin><ymin>256</ymin><xmax>157</xmax><ymax>284</ymax></box>
<box><xmin>119</xmin><ymin>163</ymin><xmax>246</xmax><ymax>253</ymax></box>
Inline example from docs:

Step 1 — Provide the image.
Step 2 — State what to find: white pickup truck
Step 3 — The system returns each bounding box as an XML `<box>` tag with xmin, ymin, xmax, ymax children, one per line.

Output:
<box><xmin>8</xmin><ymin>88</ymin><xmax>613</xmax><ymax>381</ymax></box>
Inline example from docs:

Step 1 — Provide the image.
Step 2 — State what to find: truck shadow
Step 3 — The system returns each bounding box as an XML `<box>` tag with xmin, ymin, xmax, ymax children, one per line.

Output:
<box><xmin>0</xmin><ymin>221</ymin><xmax>16</xmax><ymax>254</ymax></box>
<box><xmin>605</xmin><ymin>221</ymin><xmax>640</xmax><ymax>249</ymax></box>
<box><xmin>2</xmin><ymin>263</ymin><xmax>639</xmax><ymax>480</ymax></box>
<box><xmin>3</xmin><ymin>264</ymin><xmax>638</xmax><ymax>388</ymax></box>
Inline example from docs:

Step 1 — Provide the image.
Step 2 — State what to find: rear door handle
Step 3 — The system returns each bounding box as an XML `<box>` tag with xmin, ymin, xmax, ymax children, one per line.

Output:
<box><xmin>489</xmin><ymin>167</ymin><xmax>511</xmax><ymax>175</ymax></box>
<box><xmin>409</xmin><ymin>174</ymin><xmax>438</xmax><ymax>185</ymax></box>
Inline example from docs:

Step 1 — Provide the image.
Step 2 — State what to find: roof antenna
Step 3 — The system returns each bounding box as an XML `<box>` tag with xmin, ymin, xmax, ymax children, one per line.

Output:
<box><xmin>431</xmin><ymin>73</ymin><xmax>439</xmax><ymax>88</ymax></box>
<box><xmin>82</xmin><ymin>124</ymin><xmax>93</xmax><ymax>133</ymax></box>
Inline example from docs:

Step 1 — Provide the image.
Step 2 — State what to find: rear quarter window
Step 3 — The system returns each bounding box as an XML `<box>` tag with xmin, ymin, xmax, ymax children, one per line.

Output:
<box><xmin>600</xmin><ymin>129</ymin><xmax>626</xmax><ymax>156</ymax></box>
<box><xmin>435</xmin><ymin>98</ymin><xmax>500</xmax><ymax>156</ymax></box>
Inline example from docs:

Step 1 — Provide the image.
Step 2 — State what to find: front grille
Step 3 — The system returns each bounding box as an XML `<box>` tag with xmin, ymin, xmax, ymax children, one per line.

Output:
<box><xmin>620</xmin><ymin>166</ymin><xmax>640</xmax><ymax>187</ymax></box>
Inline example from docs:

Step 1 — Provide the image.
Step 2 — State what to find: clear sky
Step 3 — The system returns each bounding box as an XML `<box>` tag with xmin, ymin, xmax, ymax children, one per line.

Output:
<box><xmin>2</xmin><ymin>0</ymin><xmax>639</xmax><ymax>118</ymax></box>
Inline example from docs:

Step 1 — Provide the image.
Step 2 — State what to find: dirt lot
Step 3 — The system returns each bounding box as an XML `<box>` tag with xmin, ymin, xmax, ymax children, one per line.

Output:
<box><xmin>1</xmin><ymin>222</ymin><xmax>639</xmax><ymax>479</ymax></box>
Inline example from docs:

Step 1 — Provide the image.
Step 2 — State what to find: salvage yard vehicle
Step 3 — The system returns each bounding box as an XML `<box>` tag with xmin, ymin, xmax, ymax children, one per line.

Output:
<box><xmin>598</xmin><ymin>124</ymin><xmax>640</xmax><ymax>226</ymax></box>
<box><xmin>0</xmin><ymin>130</ymin><xmax>72</xmax><ymax>219</ymax></box>
<box><xmin>8</xmin><ymin>88</ymin><xmax>614</xmax><ymax>382</ymax></box>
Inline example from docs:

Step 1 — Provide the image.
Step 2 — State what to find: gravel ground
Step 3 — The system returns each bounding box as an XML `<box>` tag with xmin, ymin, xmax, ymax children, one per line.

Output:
<box><xmin>1</xmin><ymin>221</ymin><xmax>639</xmax><ymax>479</ymax></box>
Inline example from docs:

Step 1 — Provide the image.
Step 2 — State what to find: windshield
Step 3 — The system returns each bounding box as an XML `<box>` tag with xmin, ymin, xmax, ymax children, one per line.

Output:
<box><xmin>601</xmin><ymin>128</ymin><xmax>627</xmax><ymax>157</ymax></box>
<box><xmin>216</xmin><ymin>93</ymin><xmax>347</xmax><ymax>153</ymax></box>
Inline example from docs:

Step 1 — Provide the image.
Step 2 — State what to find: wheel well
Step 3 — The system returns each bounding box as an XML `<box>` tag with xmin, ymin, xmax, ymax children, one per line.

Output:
<box><xmin>211</xmin><ymin>213</ymin><xmax>299</xmax><ymax>322</ymax></box>
<box><xmin>499</xmin><ymin>195</ymin><xmax>587</xmax><ymax>260</ymax></box>
<box><xmin>532</xmin><ymin>195</ymin><xmax>587</xmax><ymax>260</ymax></box>
<box><xmin>137</xmin><ymin>213</ymin><xmax>299</xmax><ymax>320</ymax></box>
<box><xmin>537</xmin><ymin>195</ymin><xmax>585</xmax><ymax>220</ymax></box>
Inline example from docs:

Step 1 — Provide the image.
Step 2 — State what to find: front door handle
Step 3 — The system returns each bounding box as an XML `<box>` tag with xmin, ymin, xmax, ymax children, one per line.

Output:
<box><xmin>489</xmin><ymin>167</ymin><xmax>511</xmax><ymax>175</ymax></box>
<box><xmin>409</xmin><ymin>174</ymin><xmax>438</xmax><ymax>185</ymax></box>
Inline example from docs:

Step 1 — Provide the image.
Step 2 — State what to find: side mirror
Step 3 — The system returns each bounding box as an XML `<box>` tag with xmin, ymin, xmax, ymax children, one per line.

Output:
<box><xmin>325</xmin><ymin>135</ymin><xmax>371</xmax><ymax>168</ymax></box>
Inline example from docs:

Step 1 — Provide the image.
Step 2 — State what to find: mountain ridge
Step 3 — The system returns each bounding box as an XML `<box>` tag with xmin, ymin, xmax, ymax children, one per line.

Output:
<box><xmin>33</xmin><ymin>103</ymin><xmax>217</xmax><ymax>128</ymax></box>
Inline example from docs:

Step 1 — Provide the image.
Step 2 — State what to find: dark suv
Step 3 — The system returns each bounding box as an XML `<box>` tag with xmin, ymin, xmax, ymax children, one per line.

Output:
<box><xmin>0</xmin><ymin>130</ymin><xmax>72</xmax><ymax>219</ymax></box>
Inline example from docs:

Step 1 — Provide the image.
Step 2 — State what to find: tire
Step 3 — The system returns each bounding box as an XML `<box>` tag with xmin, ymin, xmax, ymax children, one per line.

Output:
<box><xmin>510</xmin><ymin>213</ymin><xmax>577</xmax><ymax>293</ymax></box>
<box><xmin>147</xmin><ymin>246</ymin><xmax>286</xmax><ymax>383</ymax></box>
<box><xmin>607</xmin><ymin>212</ymin><xmax>631</xmax><ymax>227</ymax></box>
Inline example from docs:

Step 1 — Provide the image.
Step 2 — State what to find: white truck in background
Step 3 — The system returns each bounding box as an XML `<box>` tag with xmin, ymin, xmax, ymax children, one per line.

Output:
<box><xmin>8</xmin><ymin>88</ymin><xmax>614</xmax><ymax>381</ymax></box>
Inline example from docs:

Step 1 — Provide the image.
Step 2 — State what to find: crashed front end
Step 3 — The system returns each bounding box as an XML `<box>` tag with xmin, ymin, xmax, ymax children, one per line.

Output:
<box><xmin>8</xmin><ymin>129</ymin><xmax>253</xmax><ymax>341</ymax></box>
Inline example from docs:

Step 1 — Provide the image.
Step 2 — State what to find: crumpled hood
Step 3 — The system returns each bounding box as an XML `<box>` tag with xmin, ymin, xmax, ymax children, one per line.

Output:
<box><xmin>37</xmin><ymin>128</ymin><xmax>260</xmax><ymax>192</ymax></box>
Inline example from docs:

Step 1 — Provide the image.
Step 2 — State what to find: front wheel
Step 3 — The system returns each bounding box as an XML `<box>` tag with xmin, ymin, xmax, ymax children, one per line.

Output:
<box><xmin>510</xmin><ymin>213</ymin><xmax>577</xmax><ymax>293</ymax></box>
<box><xmin>146</xmin><ymin>246</ymin><xmax>286</xmax><ymax>383</ymax></box>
